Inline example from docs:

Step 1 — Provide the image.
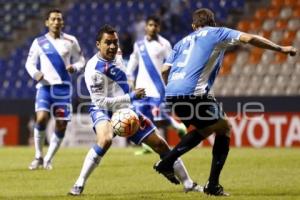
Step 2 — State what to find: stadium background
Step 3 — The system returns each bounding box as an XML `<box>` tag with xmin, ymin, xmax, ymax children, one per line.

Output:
<box><xmin>0</xmin><ymin>0</ymin><xmax>299</xmax><ymax>147</ymax></box>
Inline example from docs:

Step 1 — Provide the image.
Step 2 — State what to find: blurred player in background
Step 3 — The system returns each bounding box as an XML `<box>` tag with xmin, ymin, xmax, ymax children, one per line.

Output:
<box><xmin>69</xmin><ymin>25</ymin><xmax>202</xmax><ymax>196</ymax></box>
<box><xmin>127</xmin><ymin>15</ymin><xmax>187</xmax><ymax>155</ymax></box>
<box><xmin>25</xmin><ymin>9</ymin><xmax>85</xmax><ymax>170</ymax></box>
<box><xmin>154</xmin><ymin>8</ymin><xmax>297</xmax><ymax>196</ymax></box>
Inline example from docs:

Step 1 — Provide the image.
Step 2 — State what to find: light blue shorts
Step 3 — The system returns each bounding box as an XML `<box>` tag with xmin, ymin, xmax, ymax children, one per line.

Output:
<box><xmin>35</xmin><ymin>85</ymin><xmax>72</xmax><ymax>120</ymax></box>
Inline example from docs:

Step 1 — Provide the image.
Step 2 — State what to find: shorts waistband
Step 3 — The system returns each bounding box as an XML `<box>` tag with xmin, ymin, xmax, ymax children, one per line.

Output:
<box><xmin>165</xmin><ymin>94</ymin><xmax>214</xmax><ymax>100</ymax></box>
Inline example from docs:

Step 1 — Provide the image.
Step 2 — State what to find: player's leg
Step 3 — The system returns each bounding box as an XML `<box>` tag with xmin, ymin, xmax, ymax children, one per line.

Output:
<box><xmin>29</xmin><ymin>86</ymin><xmax>51</xmax><ymax>170</ymax></box>
<box><xmin>43</xmin><ymin>119</ymin><xmax>68</xmax><ymax>170</ymax></box>
<box><xmin>154</xmin><ymin>96</ymin><xmax>220</xmax><ymax>176</ymax></box>
<box><xmin>157</xmin><ymin>103</ymin><xmax>187</xmax><ymax>138</ymax></box>
<box><xmin>159</xmin><ymin>118</ymin><xmax>230</xmax><ymax>168</ymax></box>
<box><xmin>204</xmin><ymin>117</ymin><xmax>231</xmax><ymax>196</ymax></box>
<box><xmin>133</xmin><ymin>100</ymin><xmax>155</xmax><ymax>155</ymax></box>
<box><xmin>69</xmin><ymin>120</ymin><xmax>113</xmax><ymax>196</ymax></box>
<box><xmin>43</xmin><ymin>90</ymin><xmax>72</xmax><ymax>169</ymax></box>
<box><xmin>168</xmin><ymin>116</ymin><xmax>187</xmax><ymax>138</ymax></box>
<box><xmin>154</xmin><ymin>97</ymin><xmax>206</xmax><ymax>172</ymax></box>
<box><xmin>154</xmin><ymin>128</ymin><xmax>206</xmax><ymax>172</ymax></box>
<box><xmin>29</xmin><ymin>110</ymin><xmax>50</xmax><ymax>170</ymax></box>
<box><xmin>142</xmin><ymin>131</ymin><xmax>202</xmax><ymax>192</ymax></box>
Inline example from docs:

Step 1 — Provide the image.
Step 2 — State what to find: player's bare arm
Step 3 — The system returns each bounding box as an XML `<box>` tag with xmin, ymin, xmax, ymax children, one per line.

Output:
<box><xmin>239</xmin><ymin>33</ymin><xmax>297</xmax><ymax>56</ymax></box>
<box><xmin>132</xmin><ymin>88</ymin><xmax>146</xmax><ymax>99</ymax></box>
<box><xmin>161</xmin><ymin>64</ymin><xmax>171</xmax><ymax>84</ymax></box>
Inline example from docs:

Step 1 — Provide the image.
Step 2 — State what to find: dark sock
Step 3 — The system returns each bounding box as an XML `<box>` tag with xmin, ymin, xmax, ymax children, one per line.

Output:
<box><xmin>161</xmin><ymin>129</ymin><xmax>204</xmax><ymax>166</ymax></box>
<box><xmin>208</xmin><ymin>135</ymin><xmax>230</xmax><ymax>186</ymax></box>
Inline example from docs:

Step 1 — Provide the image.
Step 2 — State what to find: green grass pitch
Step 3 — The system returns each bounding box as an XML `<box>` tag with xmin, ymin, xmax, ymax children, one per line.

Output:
<box><xmin>0</xmin><ymin>147</ymin><xmax>299</xmax><ymax>200</ymax></box>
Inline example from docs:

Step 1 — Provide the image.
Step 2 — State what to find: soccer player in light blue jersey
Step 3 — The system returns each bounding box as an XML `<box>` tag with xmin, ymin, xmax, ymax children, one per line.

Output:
<box><xmin>68</xmin><ymin>25</ymin><xmax>202</xmax><ymax>196</ymax></box>
<box><xmin>154</xmin><ymin>8</ymin><xmax>297</xmax><ymax>196</ymax></box>
<box><xmin>25</xmin><ymin>9</ymin><xmax>85</xmax><ymax>170</ymax></box>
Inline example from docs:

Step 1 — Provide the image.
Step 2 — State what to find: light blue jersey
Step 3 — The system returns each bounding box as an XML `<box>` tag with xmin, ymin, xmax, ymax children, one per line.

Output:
<box><xmin>165</xmin><ymin>26</ymin><xmax>241</xmax><ymax>96</ymax></box>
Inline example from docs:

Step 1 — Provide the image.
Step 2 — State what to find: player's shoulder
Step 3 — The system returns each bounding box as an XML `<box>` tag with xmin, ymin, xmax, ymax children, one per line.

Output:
<box><xmin>62</xmin><ymin>32</ymin><xmax>78</xmax><ymax>43</ymax></box>
<box><xmin>85</xmin><ymin>54</ymin><xmax>98</xmax><ymax>70</ymax></box>
<box><xmin>158</xmin><ymin>35</ymin><xmax>171</xmax><ymax>46</ymax></box>
<box><xmin>158</xmin><ymin>35</ymin><xmax>169</xmax><ymax>43</ymax></box>
<box><xmin>34</xmin><ymin>33</ymin><xmax>48</xmax><ymax>43</ymax></box>
<box><xmin>207</xmin><ymin>26</ymin><xmax>236</xmax><ymax>34</ymax></box>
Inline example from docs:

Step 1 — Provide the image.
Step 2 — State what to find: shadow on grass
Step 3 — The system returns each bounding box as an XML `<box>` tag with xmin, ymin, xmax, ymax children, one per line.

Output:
<box><xmin>1</xmin><ymin>190</ymin><xmax>186</xmax><ymax>200</ymax></box>
<box><xmin>232</xmin><ymin>190</ymin><xmax>300</xmax><ymax>197</ymax></box>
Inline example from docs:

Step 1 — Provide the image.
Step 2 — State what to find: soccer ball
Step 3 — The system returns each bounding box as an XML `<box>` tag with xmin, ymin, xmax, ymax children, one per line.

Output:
<box><xmin>111</xmin><ymin>108</ymin><xmax>140</xmax><ymax>137</ymax></box>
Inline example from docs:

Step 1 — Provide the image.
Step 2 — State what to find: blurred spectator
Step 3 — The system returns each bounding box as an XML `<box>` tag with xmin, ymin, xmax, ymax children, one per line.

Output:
<box><xmin>156</xmin><ymin>5</ymin><xmax>171</xmax><ymax>32</ymax></box>
<box><xmin>131</xmin><ymin>13</ymin><xmax>146</xmax><ymax>41</ymax></box>
<box><xmin>169</xmin><ymin>0</ymin><xmax>191</xmax><ymax>32</ymax></box>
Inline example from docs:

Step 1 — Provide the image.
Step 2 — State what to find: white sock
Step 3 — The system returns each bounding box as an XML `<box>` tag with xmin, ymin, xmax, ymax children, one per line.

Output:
<box><xmin>44</xmin><ymin>133</ymin><xmax>63</xmax><ymax>163</ymax></box>
<box><xmin>75</xmin><ymin>148</ymin><xmax>102</xmax><ymax>187</ymax></box>
<box><xmin>34</xmin><ymin>128</ymin><xmax>46</xmax><ymax>158</ymax></box>
<box><xmin>173</xmin><ymin>158</ymin><xmax>194</xmax><ymax>189</ymax></box>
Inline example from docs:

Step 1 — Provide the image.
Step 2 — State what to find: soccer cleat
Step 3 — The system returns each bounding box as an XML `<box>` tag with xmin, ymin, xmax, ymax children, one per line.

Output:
<box><xmin>68</xmin><ymin>185</ymin><xmax>84</xmax><ymax>196</ymax></box>
<box><xmin>134</xmin><ymin>148</ymin><xmax>153</xmax><ymax>155</ymax></box>
<box><xmin>153</xmin><ymin>160</ymin><xmax>180</xmax><ymax>185</ymax></box>
<box><xmin>43</xmin><ymin>160</ymin><xmax>53</xmax><ymax>170</ymax></box>
<box><xmin>28</xmin><ymin>158</ymin><xmax>43</xmax><ymax>170</ymax></box>
<box><xmin>134</xmin><ymin>144</ymin><xmax>154</xmax><ymax>155</ymax></box>
<box><xmin>203</xmin><ymin>182</ymin><xmax>229</xmax><ymax>196</ymax></box>
<box><xmin>184</xmin><ymin>182</ymin><xmax>204</xmax><ymax>193</ymax></box>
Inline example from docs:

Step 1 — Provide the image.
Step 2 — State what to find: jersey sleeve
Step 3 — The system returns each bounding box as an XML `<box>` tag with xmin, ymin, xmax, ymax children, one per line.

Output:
<box><xmin>25</xmin><ymin>39</ymin><xmax>40</xmax><ymax>79</ymax></box>
<box><xmin>164</xmin><ymin>43</ymin><xmax>180</xmax><ymax>66</ymax></box>
<box><xmin>218</xmin><ymin>27</ymin><xmax>242</xmax><ymax>45</ymax></box>
<box><xmin>85</xmin><ymin>69</ymin><xmax>131</xmax><ymax>110</ymax></box>
<box><xmin>164</xmin><ymin>40</ymin><xmax>173</xmax><ymax>60</ymax></box>
<box><xmin>126</xmin><ymin>42</ymin><xmax>139</xmax><ymax>81</ymax></box>
<box><xmin>71</xmin><ymin>37</ymin><xmax>85</xmax><ymax>71</ymax></box>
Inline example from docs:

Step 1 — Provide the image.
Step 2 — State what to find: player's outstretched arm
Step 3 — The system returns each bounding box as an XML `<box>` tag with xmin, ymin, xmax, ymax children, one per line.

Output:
<box><xmin>239</xmin><ymin>33</ymin><xmax>297</xmax><ymax>56</ymax></box>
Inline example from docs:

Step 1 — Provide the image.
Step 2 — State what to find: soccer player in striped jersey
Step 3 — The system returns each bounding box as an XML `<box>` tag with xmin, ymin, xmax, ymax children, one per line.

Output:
<box><xmin>69</xmin><ymin>25</ymin><xmax>202</xmax><ymax>196</ymax></box>
<box><xmin>25</xmin><ymin>9</ymin><xmax>85</xmax><ymax>170</ymax></box>
<box><xmin>154</xmin><ymin>8</ymin><xmax>297</xmax><ymax>196</ymax></box>
<box><xmin>127</xmin><ymin>15</ymin><xmax>187</xmax><ymax>155</ymax></box>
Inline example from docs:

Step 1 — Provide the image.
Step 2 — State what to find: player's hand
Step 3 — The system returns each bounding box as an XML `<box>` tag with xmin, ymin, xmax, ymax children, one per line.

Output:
<box><xmin>66</xmin><ymin>65</ymin><xmax>76</xmax><ymax>73</ymax></box>
<box><xmin>33</xmin><ymin>71</ymin><xmax>44</xmax><ymax>82</ymax></box>
<box><xmin>130</xmin><ymin>88</ymin><xmax>146</xmax><ymax>100</ymax></box>
<box><xmin>280</xmin><ymin>46</ymin><xmax>297</xmax><ymax>56</ymax></box>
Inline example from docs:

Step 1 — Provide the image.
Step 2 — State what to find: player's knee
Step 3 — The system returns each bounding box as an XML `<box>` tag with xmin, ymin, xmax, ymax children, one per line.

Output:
<box><xmin>36</xmin><ymin>117</ymin><xmax>48</xmax><ymax>128</ymax></box>
<box><xmin>55</xmin><ymin>121</ymin><xmax>68</xmax><ymax>133</ymax></box>
<box><xmin>215</xmin><ymin>119</ymin><xmax>231</xmax><ymax>137</ymax></box>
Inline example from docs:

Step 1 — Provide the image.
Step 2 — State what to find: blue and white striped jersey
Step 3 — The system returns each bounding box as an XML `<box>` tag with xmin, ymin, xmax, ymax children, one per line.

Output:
<box><xmin>25</xmin><ymin>32</ymin><xmax>85</xmax><ymax>87</ymax></box>
<box><xmin>127</xmin><ymin>35</ymin><xmax>172</xmax><ymax>101</ymax></box>
<box><xmin>85</xmin><ymin>53</ymin><xmax>132</xmax><ymax>111</ymax></box>
<box><xmin>165</xmin><ymin>26</ymin><xmax>241</xmax><ymax>96</ymax></box>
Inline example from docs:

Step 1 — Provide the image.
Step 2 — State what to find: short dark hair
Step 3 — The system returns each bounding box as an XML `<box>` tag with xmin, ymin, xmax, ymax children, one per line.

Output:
<box><xmin>96</xmin><ymin>24</ymin><xmax>117</xmax><ymax>42</ymax></box>
<box><xmin>192</xmin><ymin>8</ymin><xmax>216</xmax><ymax>28</ymax></box>
<box><xmin>146</xmin><ymin>15</ymin><xmax>161</xmax><ymax>25</ymax></box>
<box><xmin>45</xmin><ymin>8</ymin><xmax>62</xmax><ymax>20</ymax></box>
